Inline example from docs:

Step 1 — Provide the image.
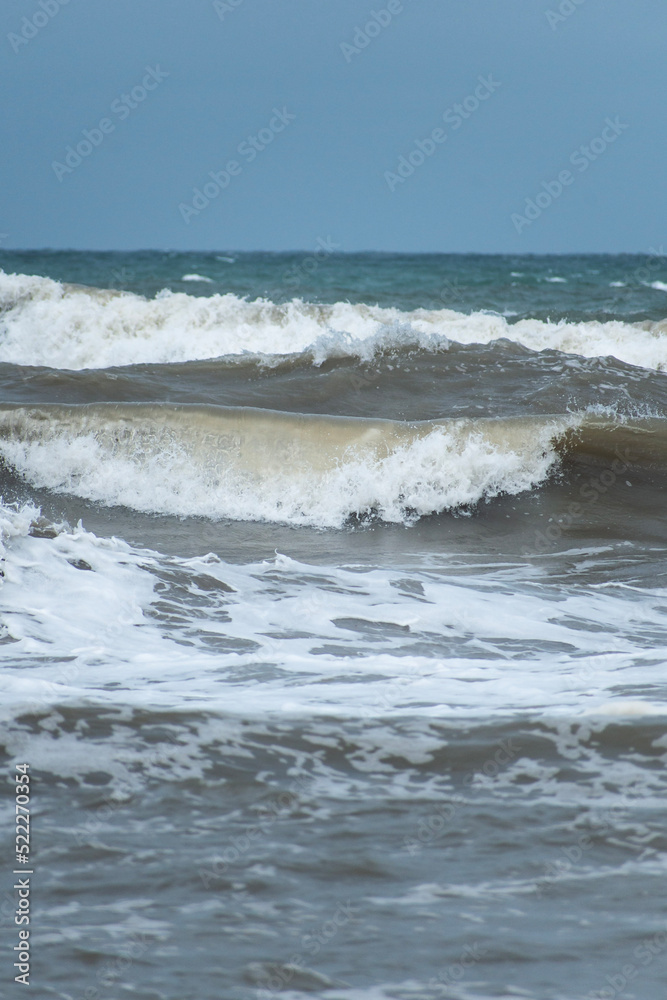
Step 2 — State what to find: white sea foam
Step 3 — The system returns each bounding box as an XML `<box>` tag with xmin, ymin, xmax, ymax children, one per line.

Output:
<box><xmin>1</xmin><ymin>503</ymin><xmax>666</xmax><ymax>743</ymax></box>
<box><xmin>2</xmin><ymin>271</ymin><xmax>667</xmax><ymax>371</ymax></box>
<box><xmin>181</xmin><ymin>273</ymin><xmax>213</xmax><ymax>282</ymax></box>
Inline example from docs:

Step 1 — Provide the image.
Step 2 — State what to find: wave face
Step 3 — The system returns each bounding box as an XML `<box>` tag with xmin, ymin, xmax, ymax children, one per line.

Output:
<box><xmin>0</xmin><ymin>403</ymin><xmax>568</xmax><ymax>526</ymax></box>
<box><xmin>3</xmin><ymin>270</ymin><xmax>667</xmax><ymax>370</ymax></box>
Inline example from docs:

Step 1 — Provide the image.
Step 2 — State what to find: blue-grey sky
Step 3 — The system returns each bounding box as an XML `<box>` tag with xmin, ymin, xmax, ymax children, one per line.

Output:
<box><xmin>1</xmin><ymin>0</ymin><xmax>665</xmax><ymax>252</ymax></box>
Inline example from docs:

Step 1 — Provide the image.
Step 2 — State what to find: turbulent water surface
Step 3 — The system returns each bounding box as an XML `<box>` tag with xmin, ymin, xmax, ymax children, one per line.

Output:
<box><xmin>1</xmin><ymin>251</ymin><xmax>667</xmax><ymax>1000</ymax></box>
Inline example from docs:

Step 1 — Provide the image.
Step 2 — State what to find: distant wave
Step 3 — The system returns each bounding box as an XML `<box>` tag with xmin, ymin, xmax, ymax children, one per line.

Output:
<box><xmin>2</xmin><ymin>272</ymin><xmax>667</xmax><ymax>371</ymax></box>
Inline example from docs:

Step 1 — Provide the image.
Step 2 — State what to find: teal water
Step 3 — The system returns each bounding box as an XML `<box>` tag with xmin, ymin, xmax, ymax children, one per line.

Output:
<box><xmin>2</xmin><ymin>248</ymin><xmax>667</xmax><ymax>320</ymax></box>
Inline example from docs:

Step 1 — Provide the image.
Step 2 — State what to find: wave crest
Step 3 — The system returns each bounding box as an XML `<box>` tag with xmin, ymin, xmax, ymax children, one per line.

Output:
<box><xmin>2</xmin><ymin>271</ymin><xmax>667</xmax><ymax>371</ymax></box>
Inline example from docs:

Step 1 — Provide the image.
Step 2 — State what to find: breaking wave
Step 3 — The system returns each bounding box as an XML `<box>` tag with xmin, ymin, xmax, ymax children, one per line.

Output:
<box><xmin>0</xmin><ymin>402</ymin><xmax>571</xmax><ymax>527</ymax></box>
<box><xmin>2</xmin><ymin>271</ymin><xmax>667</xmax><ymax>371</ymax></box>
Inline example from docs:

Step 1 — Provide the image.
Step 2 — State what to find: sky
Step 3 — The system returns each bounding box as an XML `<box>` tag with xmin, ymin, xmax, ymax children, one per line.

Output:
<box><xmin>1</xmin><ymin>0</ymin><xmax>665</xmax><ymax>253</ymax></box>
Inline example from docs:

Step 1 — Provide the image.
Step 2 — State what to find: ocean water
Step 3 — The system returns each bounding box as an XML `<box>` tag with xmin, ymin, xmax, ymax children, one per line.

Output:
<box><xmin>1</xmin><ymin>250</ymin><xmax>667</xmax><ymax>1000</ymax></box>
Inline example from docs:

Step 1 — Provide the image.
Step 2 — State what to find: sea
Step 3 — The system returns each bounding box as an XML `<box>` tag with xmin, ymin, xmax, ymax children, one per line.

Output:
<box><xmin>1</xmin><ymin>250</ymin><xmax>667</xmax><ymax>1000</ymax></box>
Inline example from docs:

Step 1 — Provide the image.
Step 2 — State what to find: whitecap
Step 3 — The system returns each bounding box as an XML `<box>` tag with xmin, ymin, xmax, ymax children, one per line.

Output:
<box><xmin>3</xmin><ymin>271</ymin><xmax>667</xmax><ymax>371</ymax></box>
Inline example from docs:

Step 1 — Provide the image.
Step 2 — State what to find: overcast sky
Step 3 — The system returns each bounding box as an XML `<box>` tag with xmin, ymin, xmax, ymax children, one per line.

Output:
<box><xmin>1</xmin><ymin>0</ymin><xmax>665</xmax><ymax>252</ymax></box>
